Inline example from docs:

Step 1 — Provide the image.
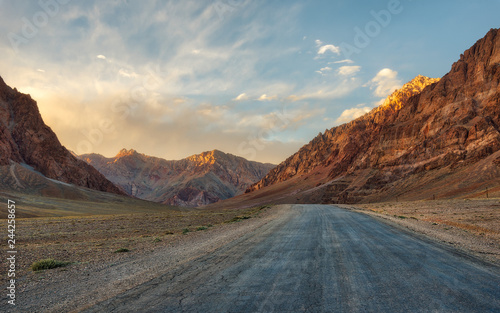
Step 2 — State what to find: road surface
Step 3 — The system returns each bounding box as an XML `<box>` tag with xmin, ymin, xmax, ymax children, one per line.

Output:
<box><xmin>85</xmin><ymin>205</ymin><xmax>500</xmax><ymax>312</ymax></box>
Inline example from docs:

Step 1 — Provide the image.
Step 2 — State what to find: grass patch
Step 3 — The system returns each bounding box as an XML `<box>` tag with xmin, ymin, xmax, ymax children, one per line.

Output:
<box><xmin>31</xmin><ymin>259</ymin><xmax>71</xmax><ymax>272</ymax></box>
<box><xmin>394</xmin><ymin>215</ymin><xmax>407</xmax><ymax>219</ymax></box>
<box><xmin>182</xmin><ymin>228</ymin><xmax>190</xmax><ymax>235</ymax></box>
<box><xmin>196</xmin><ymin>226</ymin><xmax>208</xmax><ymax>231</ymax></box>
<box><xmin>114</xmin><ymin>248</ymin><xmax>130</xmax><ymax>253</ymax></box>
<box><xmin>226</xmin><ymin>215</ymin><xmax>251</xmax><ymax>223</ymax></box>
<box><xmin>153</xmin><ymin>237</ymin><xmax>162</xmax><ymax>243</ymax></box>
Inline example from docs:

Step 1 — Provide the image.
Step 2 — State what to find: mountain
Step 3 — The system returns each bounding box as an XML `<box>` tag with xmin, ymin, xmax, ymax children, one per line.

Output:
<box><xmin>80</xmin><ymin>149</ymin><xmax>275</xmax><ymax>207</ymax></box>
<box><xmin>246</xmin><ymin>28</ymin><xmax>500</xmax><ymax>203</ymax></box>
<box><xmin>0</xmin><ymin>76</ymin><xmax>124</xmax><ymax>195</ymax></box>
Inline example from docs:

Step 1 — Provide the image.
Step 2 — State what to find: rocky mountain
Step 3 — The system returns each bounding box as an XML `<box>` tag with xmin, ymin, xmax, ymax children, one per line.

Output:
<box><xmin>0</xmin><ymin>76</ymin><xmax>124</xmax><ymax>195</ymax></box>
<box><xmin>246</xmin><ymin>28</ymin><xmax>500</xmax><ymax>203</ymax></box>
<box><xmin>81</xmin><ymin>149</ymin><xmax>275</xmax><ymax>206</ymax></box>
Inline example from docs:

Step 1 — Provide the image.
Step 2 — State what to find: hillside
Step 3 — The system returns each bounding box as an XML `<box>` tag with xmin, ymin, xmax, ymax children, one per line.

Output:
<box><xmin>245</xmin><ymin>28</ymin><xmax>500</xmax><ymax>204</ymax></box>
<box><xmin>0</xmin><ymin>77</ymin><xmax>124</xmax><ymax>195</ymax></box>
<box><xmin>81</xmin><ymin>149</ymin><xmax>275</xmax><ymax>206</ymax></box>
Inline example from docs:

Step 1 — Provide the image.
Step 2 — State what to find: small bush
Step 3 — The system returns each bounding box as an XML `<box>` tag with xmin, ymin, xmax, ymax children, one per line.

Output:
<box><xmin>153</xmin><ymin>237</ymin><xmax>162</xmax><ymax>243</ymax></box>
<box><xmin>227</xmin><ymin>216</ymin><xmax>251</xmax><ymax>223</ymax></box>
<box><xmin>182</xmin><ymin>228</ymin><xmax>190</xmax><ymax>234</ymax></box>
<box><xmin>197</xmin><ymin>226</ymin><xmax>208</xmax><ymax>231</ymax></box>
<box><xmin>114</xmin><ymin>248</ymin><xmax>130</xmax><ymax>253</ymax></box>
<box><xmin>31</xmin><ymin>259</ymin><xmax>71</xmax><ymax>272</ymax></box>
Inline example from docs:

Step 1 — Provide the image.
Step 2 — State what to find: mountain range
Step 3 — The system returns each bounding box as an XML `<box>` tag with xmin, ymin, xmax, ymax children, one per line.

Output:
<box><xmin>80</xmin><ymin>149</ymin><xmax>274</xmax><ymax>207</ymax></box>
<box><xmin>1</xmin><ymin>28</ymin><xmax>499</xmax><ymax>210</ymax></box>
<box><xmin>244</xmin><ymin>28</ymin><xmax>500</xmax><ymax>204</ymax></box>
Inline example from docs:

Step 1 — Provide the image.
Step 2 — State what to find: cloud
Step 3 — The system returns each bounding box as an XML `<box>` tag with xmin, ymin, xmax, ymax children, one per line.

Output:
<box><xmin>337</xmin><ymin>65</ymin><xmax>360</xmax><ymax>76</ymax></box>
<box><xmin>287</xmin><ymin>77</ymin><xmax>361</xmax><ymax>101</ymax></box>
<box><xmin>97</xmin><ymin>55</ymin><xmax>106</xmax><ymax>60</ymax></box>
<box><xmin>368</xmin><ymin>68</ymin><xmax>402</xmax><ymax>97</ymax></box>
<box><xmin>37</xmin><ymin>69</ymin><xmax>45</xmax><ymax>73</ymax></box>
<box><xmin>315</xmin><ymin>39</ymin><xmax>323</xmax><ymax>46</ymax></box>
<box><xmin>118</xmin><ymin>69</ymin><xmax>138</xmax><ymax>78</ymax></box>
<box><xmin>335</xmin><ymin>106</ymin><xmax>372</xmax><ymax>124</ymax></box>
<box><xmin>332</xmin><ymin>59</ymin><xmax>354</xmax><ymax>64</ymax></box>
<box><xmin>320</xmin><ymin>67</ymin><xmax>332</xmax><ymax>72</ymax></box>
<box><xmin>258</xmin><ymin>94</ymin><xmax>278</xmax><ymax>101</ymax></box>
<box><xmin>318</xmin><ymin>44</ymin><xmax>340</xmax><ymax>55</ymax></box>
<box><xmin>233</xmin><ymin>93</ymin><xmax>249</xmax><ymax>101</ymax></box>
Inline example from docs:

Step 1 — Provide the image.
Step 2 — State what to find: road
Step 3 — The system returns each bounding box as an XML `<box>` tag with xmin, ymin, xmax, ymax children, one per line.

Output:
<box><xmin>85</xmin><ymin>205</ymin><xmax>500</xmax><ymax>312</ymax></box>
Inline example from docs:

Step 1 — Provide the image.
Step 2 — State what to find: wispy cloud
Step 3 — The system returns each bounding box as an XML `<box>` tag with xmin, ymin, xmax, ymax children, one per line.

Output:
<box><xmin>332</xmin><ymin>59</ymin><xmax>354</xmax><ymax>64</ymax></box>
<box><xmin>258</xmin><ymin>94</ymin><xmax>278</xmax><ymax>101</ymax></box>
<box><xmin>233</xmin><ymin>93</ymin><xmax>249</xmax><ymax>101</ymax></box>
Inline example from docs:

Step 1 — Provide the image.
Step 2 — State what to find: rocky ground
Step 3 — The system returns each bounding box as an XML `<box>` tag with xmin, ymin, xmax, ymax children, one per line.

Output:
<box><xmin>2</xmin><ymin>204</ymin><xmax>282</xmax><ymax>312</ymax></box>
<box><xmin>1</xmin><ymin>204</ymin><xmax>272</xmax><ymax>280</ymax></box>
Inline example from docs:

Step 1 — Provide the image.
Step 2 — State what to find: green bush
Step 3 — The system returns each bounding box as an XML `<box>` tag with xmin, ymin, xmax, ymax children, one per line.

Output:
<box><xmin>31</xmin><ymin>259</ymin><xmax>71</xmax><ymax>271</ymax></box>
<box><xmin>182</xmin><ymin>228</ymin><xmax>190</xmax><ymax>234</ymax></box>
<box><xmin>114</xmin><ymin>248</ymin><xmax>130</xmax><ymax>253</ymax></box>
<box><xmin>196</xmin><ymin>226</ymin><xmax>208</xmax><ymax>231</ymax></box>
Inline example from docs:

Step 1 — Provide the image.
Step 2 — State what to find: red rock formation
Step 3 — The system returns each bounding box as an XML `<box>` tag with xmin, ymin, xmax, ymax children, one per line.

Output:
<box><xmin>81</xmin><ymin>149</ymin><xmax>275</xmax><ymax>207</ymax></box>
<box><xmin>247</xmin><ymin>28</ymin><xmax>500</xmax><ymax>203</ymax></box>
<box><xmin>0</xmin><ymin>77</ymin><xmax>125</xmax><ymax>195</ymax></box>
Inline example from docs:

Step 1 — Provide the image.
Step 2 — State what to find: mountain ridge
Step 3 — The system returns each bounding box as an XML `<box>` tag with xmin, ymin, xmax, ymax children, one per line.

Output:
<box><xmin>0</xmin><ymin>76</ymin><xmax>125</xmax><ymax>195</ymax></box>
<box><xmin>81</xmin><ymin>149</ymin><xmax>275</xmax><ymax>207</ymax></box>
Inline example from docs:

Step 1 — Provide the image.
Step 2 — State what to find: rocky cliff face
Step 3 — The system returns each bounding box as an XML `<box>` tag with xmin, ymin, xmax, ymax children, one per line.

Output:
<box><xmin>81</xmin><ymin>149</ymin><xmax>275</xmax><ymax>206</ymax></box>
<box><xmin>0</xmin><ymin>77</ymin><xmax>124</xmax><ymax>195</ymax></box>
<box><xmin>247</xmin><ymin>28</ymin><xmax>500</xmax><ymax>203</ymax></box>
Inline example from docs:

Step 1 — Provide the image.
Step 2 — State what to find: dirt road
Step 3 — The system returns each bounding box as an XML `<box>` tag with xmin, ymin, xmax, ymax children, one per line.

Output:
<box><xmin>84</xmin><ymin>205</ymin><xmax>500</xmax><ymax>312</ymax></box>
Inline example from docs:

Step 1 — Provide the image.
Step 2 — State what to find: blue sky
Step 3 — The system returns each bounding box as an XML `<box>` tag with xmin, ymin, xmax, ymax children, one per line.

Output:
<box><xmin>0</xmin><ymin>0</ymin><xmax>499</xmax><ymax>163</ymax></box>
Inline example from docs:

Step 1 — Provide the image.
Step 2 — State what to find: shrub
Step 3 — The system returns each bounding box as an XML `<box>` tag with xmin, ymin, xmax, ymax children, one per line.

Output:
<box><xmin>182</xmin><ymin>228</ymin><xmax>190</xmax><ymax>234</ymax></box>
<box><xmin>31</xmin><ymin>259</ymin><xmax>71</xmax><ymax>272</ymax></box>
<box><xmin>114</xmin><ymin>248</ymin><xmax>130</xmax><ymax>253</ymax></box>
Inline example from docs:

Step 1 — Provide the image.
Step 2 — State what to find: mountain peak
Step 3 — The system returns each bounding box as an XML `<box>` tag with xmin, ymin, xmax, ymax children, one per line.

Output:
<box><xmin>116</xmin><ymin>148</ymin><xmax>139</xmax><ymax>158</ymax></box>
<box><xmin>187</xmin><ymin>149</ymin><xmax>226</xmax><ymax>165</ymax></box>
<box><xmin>378</xmin><ymin>75</ymin><xmax>440</xmax><ymax>112</ymax></box>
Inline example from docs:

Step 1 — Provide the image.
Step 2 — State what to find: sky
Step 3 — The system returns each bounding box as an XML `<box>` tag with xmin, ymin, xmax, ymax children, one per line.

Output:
<box><xmin>0</xmin><ymin>0</ymin><xmax>499</xmax><ymax>164</ymax></box>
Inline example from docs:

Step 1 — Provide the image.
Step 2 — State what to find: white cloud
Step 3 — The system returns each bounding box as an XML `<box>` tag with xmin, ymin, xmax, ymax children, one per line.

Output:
<box><xmin>320</xmin><ymin>67</ymin><xmax>332</xmax><ymax>72</ymax></box>
<box><xmin>258</xmin><ymin>94</ymin><xmax>278</xmax><ymax>101</ymax></box>
<box><xmin>97</xmin><ymin>55</ymin><xmax>106</xmax><ymax>60</ymax></box>
<box><xmin>332</xmin><ymin>59</ymin><xmax>354</xmax><ymax>64</ymax></box>
<box><xmin>287</xmin><ymin>77</ymin><xmax>361</xmax><ymax>101</ymax></box>
<box><xmin>368</xmin><ymin>68</ymin><xmax>402</xmax><ymax>97</ymax></box>
<box><xmin>337</xmin><ymin>65</ymin><xmax>361</xmax><ymax>76</ymax></box>
<box><xmin>318</xmin><ymin>44</ymin><xmax>340</xmax><ymax>55</ymax></box>
<box><xmin>118</xmin><ymin>69</ymin><xmax>138</xmax><ymax>78</ymax></box>
<box><xmin>335</xmin><ymin>106</ymin><xmax>372</xmax><ymax>124</ymax></box>
<box><xmin>233</xmin><ymin>93</ymin><xmax>249</xmax><ymax>101</ymax></box>
<box><xmin>37</xmin><ymin>69</ymin><xmax>45</xmax><ymax>73</ymax></box>
<box><xmin>315</xmin><ymin>39</ymin><xmax>323</xmax><ymax>46</ymax></box>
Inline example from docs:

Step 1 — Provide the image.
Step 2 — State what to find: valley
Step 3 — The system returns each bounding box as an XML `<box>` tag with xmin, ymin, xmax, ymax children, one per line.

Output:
<box><xmin>0</xmin><ymin>2</ymin><xmax>499</xmax><ymax>311</ymax></box>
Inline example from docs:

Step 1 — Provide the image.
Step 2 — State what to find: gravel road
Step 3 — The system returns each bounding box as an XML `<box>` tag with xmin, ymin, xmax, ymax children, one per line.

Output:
<box><xmin>84</xmin><ymin>205</ymin><xmax>500</xmax><ymax>312</ymax></box>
